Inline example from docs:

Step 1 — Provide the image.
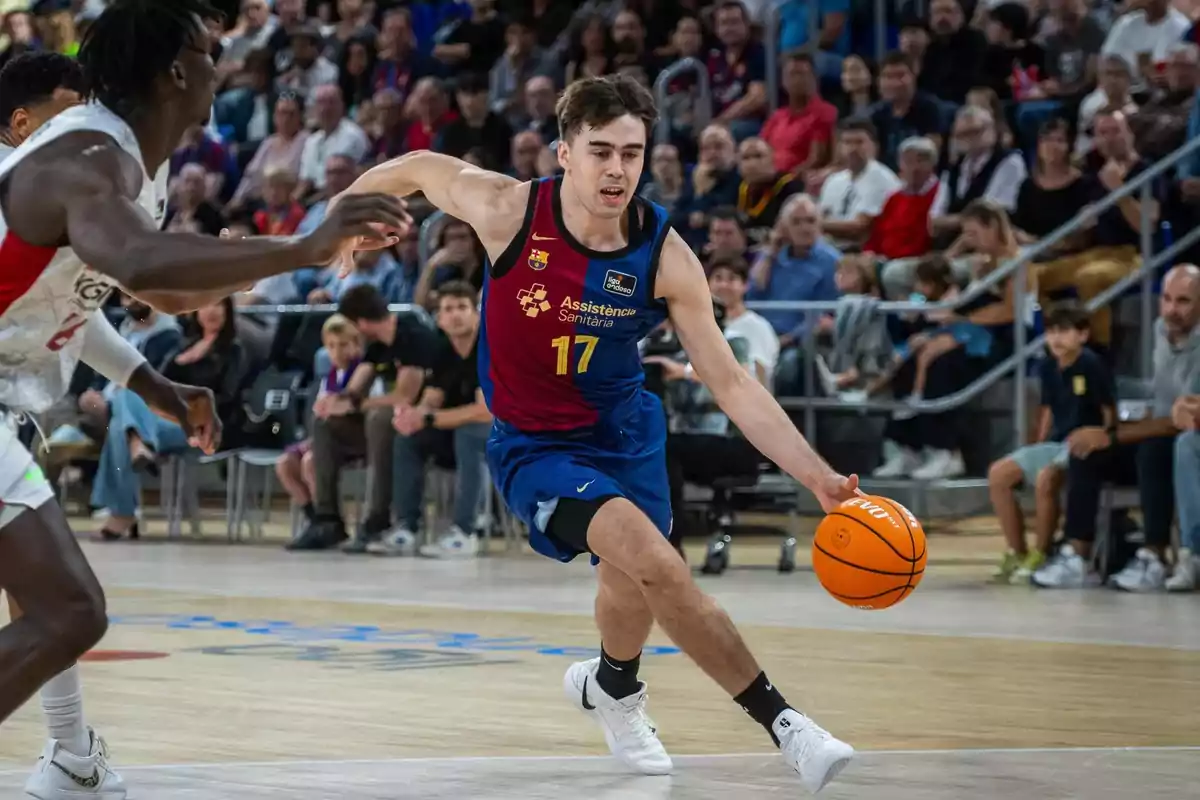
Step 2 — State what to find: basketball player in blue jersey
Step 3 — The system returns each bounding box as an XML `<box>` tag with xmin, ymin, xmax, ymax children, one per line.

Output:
<box><xmin>334</xmin><ymin>74</ymin><xmax>857</xmax><ymax>793</ymax></box>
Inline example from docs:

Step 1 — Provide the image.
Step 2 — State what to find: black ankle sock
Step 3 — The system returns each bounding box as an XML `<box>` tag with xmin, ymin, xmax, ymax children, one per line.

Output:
<box><xmin>302</xmin><ymin>503</ymin><xmax>317</xmax><ymax>522</ymax></box>
<box><xmin>595</xmin><ymin>645</ymin><xmax>641</xmax><ymax>700</ymax></box>
<box><xmin>734</xmin><ymin>672</ymin><xmax>791</xmax><ymax>745</ymax></box>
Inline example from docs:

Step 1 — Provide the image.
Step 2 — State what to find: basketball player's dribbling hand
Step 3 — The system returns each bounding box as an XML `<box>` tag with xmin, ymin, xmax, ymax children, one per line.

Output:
<box><xmin>814</xmin><ymin>471</ymin><xmax>862</xmax><ymax>513</ymax></box>
<box><xmin>300</xmin><ymin>193</ymin><xmax>412</xmax><ymax>269</ymax></box>
<box><xmin>172</xmin><ymin>385</ymin><xmax>221</xmax><ymax>455</ymax></box>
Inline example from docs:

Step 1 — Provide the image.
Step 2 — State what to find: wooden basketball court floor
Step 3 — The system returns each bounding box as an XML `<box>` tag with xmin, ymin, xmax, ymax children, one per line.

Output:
<box><xmin>0</xmin><ymin>524</ymin><xmax>1198</xmax><ymax>799</ymax></box>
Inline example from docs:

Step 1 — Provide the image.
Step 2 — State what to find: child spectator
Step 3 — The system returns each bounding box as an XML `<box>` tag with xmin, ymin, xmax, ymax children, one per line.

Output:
<box><xmin>987</xmin><ymin>304</ymin><xmax>1115</xmax><ymax>584</ymax></box>
<box><xmin>276</xmin><ymin>315</ymin><xmax>368</xmax><ymax>525</ymax></box>
<box><xmin>252</xmin><ymin>167</ymin><xmax>307</xmax><ymax>236</ymax></box>
<box><xmin>817</xmin><ymin>253</ymin><xmax>892</xmax><ymax>399</ymax></box>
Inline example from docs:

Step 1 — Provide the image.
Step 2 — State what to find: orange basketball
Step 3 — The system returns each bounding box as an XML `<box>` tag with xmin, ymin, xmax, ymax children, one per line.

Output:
<box><xmin>812</xmin><ymin>495</ymin><xmax>927</xmax><ymax>609</ymax></box>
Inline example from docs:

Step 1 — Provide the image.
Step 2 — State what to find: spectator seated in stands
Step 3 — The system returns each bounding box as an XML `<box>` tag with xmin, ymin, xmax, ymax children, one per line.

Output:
<box><xmin>294</xmin><ymin>285</ymin><xmax>439</xmax><ymax>553</ymax></box>
<box><xmin>760</xmin><ymin>51</ymin><xmax>836</xmax><ymax>180</ymax></box>
<box><xmin>44</xmin><ymin>294</ymin><xmax>182</xmax><ymax>464</ymax></box>
<box><xmin>1010</xmin><ymin>118</ymin><xmax>1097</xmax><ymax>261</ymax></box>
<box><xmin>164</xmin><ymin>163</ymin><xmax>226</xmax><ymax>236</ymax></box>
<box><xmin>509</xmin><ymin>130</ymin><xmax>545</xmax><ymax>183</ymax></box>
<box><xmin>988</xmin><ymin>304</ymin><xmax>1115</xmax><ymax>585</ymax></box>
<box><xmin>1076</xmin><ymin>54</ymin><xmax>1138</xmax><ymax>157</ymax></box>
<box><xmin>1099</xmin><ymin>0</ymin><xmax>1189</xmax><ymax>95</ymax></box>
<box><xmin>869</xmin><ymin>136</ymin><xmax>942</xmax><ymax>291</ymax></box>
<box><xmin>413</xmin><ymin>216</ymin><xmax>485</xmax><ymax>308</ymax></box>
<box><xmin>386</xmin><ymin>281</ymin><xmax>492</xmax><ymax>559</ymax></box>
<box><xmin>678</xmin><ymin>123</ymin><xmax>740</xmax><ymax>245</ymax></box>
<box><xmin>92</xmin><ymin>299</ymin><xmax>247</xmax><ymax>541</ymax></box>
<box><xmin>929</xmin><ymin>105</ymin><xmax>1027</xmax><ymax>252</ymax></box>
<box><xmin>1128</xmin><ymin>43</ymin><xmax>1198</xmax><ymax>161</ymax></box>
<box><xmin>1025</xmin><ymin>0</ymin><xmax>1104</xmax><ymax>113</ymax></box>
<box><xmin>308</xmin><ymin>246</ymin><xmax>401</xmax><ymax>305</ymax></box>
<box><xmin>874</xmin><ymin>201</ymin><xmax>1027</xmax><ymax>480</ymax></box>
<box><xmin>1039</xmin><ymin>110</ymin><xmax>1151</xmax><ymax>355</ymax></box>
<box><xmin>976</xmin><ymin>1</ymin><xmax>1044</xmax><ymax>102</ymax></box>
<box><xmin>816</xmin><ymin>253</ymin><xmax>892</xmax><ymax>399</ymax></box>
<box><xmin>517</xmin><ymin>74</ymin><xmax>558</xmax><ymax>144</ymax></box>
<box><xmin>297</xmin><ymin>84</ymin><xmax>369</xmax><ymax>200</ymax></box>
<box><xmin>169</xmin><ymin>123</ymin><xmax>235</xmax><ymax>204</ymax></box>
<box><xmin>225</xmin><ymin>91</ymin><xmax>309</xmax><ymax>216</ymax></box>
<box><xmin>833</xmin><ymin>53</ymin><xmax>878</xmax><ymax>120</ymax></box>
<box><xmin>437</xmin><ymin>71</ymin><xmax>513</xmax><ymax>171</ymax></box>
<box><xmin>489</xmin><ymin>15</ymin><xmax>549</xmax><ymax>128</ymax></box>
<box><xmin>292</xmin><ymin>153</ymin><xmax>361</xmax><ymax>296</ymax></box>
<box><xmin>252</xmin><ymin>167</ymin><xmax>307</xmax><ymax>236</ymax></box>
<box><xmin>702</xmin><ymin>206</ymin><xmax>750</xmax><ymax>267</ymax></box>
<box><xmin>212</xmin><ymin>47</ymin><xmax>279</xmax><ymax>153</ymax></box>
<box><xmin>1170</xmin><ymin>392</ymin><xmax>1200</xmax><ymax>590</ymax></box>
<box><xmin>276</xmin><ymin>23</ymin><xmax>339</xmax><ymax>104</ymax></box>
<box><xmin>708</xmin><ymin>0</ymin><xmax>768</xmax><ymax>141</ymax></box>
<box><xmin>651</xmin><ymin>258</ymin><xmax>777</xmax><ymax>557</ymax></box>
<box><xmin>814</xmin><ymin>118</ymin><xmax>900</xmax><ymax>252</ymax></box>
<box><xmin>735</xmin><ymin>137</ymin><xmax>803</xmax><ymax>246</ymax></box>
<box><xmin>276</xmin><ymin>314</ymin><xmax>364</xmax><ymax>528</ymax></box>
<box><xmin>1033</xmin><ymin>265</ymin><xmax>1200</xmax><ymax>591</ymax></box>
<box><xmin>748</xmin><ymin>194</ymin><xmax>839</xmax><ymax>394</ymax></box>
<box><xmin>869</xmin><ymin>51</ymin><xmax>946</xmax><ymax>170</ymax></box>
<box><xmin>640</xmin><ymin>143</ymin><xmax>685</xmax><ymax>214</ymax></box>
<box><xmin>920</xmin><ymin>0</ymin><xmax>986</xmax><ymax>104</ymax></box>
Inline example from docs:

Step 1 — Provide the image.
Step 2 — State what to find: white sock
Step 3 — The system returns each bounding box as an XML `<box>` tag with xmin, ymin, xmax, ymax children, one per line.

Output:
<box><xmin>40</xmin><ymin>665</ymin><xmax>91</xmax><ymax>757</ymax></box>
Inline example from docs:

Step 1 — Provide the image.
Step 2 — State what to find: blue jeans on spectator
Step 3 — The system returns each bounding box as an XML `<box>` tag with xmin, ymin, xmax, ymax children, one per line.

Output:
<box><xmin>1175</xmin><ymin>431</ymin><xmax>1200</xmax><ymax>551</ymax></box>
<box><xmin>92</xmin><ymin>389</ymin><xmax>190</xmax><ymax>516</ymax></box>
<box><xmin>393</xmin><ymin>422</ymin><xmax>490</xmax><ymax>533</ymax></box>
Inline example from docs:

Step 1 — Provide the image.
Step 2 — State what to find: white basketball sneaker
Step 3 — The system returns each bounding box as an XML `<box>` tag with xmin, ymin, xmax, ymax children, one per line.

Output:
<box><xmin>24</xmin><ymin>728</ymin><xmax>126</xmax><ymax>799</ymax></box>
<box><xmin>563</xmin><ymin>658</ymin><xmax>672</xmax><ymax>775</ymax></box>
<box><xmin>774</xmin><ymin>709</ymin><xmax>855</xmax><ymax>794</ymax></box>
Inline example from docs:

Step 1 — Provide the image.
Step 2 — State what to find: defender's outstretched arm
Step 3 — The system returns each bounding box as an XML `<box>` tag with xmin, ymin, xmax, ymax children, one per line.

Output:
<box><xmin>656</xmin><ymin>229</ymin><xmax>859</xmax><ymax>511</ymax></box>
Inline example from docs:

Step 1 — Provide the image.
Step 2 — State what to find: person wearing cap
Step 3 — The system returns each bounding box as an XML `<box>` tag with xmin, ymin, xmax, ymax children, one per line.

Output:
<box><xmin>866</xmin><ymin>136</ymin><xmax>941</xmax><ymax>281</ymax></box>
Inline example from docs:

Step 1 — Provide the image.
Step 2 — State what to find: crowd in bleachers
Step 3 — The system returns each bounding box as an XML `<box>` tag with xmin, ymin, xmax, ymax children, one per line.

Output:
<box><xmin>4</xmin><ymin>0</ymin><xmax>1198</xmax><ymax>589</ymax></box>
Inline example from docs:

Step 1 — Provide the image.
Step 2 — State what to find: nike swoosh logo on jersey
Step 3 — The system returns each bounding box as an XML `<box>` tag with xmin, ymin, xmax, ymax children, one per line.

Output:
<box><xmin>531</xmin><ymin>233</ymin><xmax>556</xmax><ymax>241</ymax></box>
<box><xmin>581</xmin><ymin>676</ymin><xmax>596</xmax><ymax>710</ymax></box>
<box><xmin>577</xmin><ymin>480</ymin><xmax>595</xmax><ymax>493</ymax></box>
<box><xmin>50</xmin><ymin>761</ymin><xmax>101</xmax><ymax>789</ymax></box>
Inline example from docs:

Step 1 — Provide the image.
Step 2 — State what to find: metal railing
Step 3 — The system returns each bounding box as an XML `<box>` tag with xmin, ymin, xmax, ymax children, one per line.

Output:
<box><xmin>759</xmin><ymin>130</ymin><xmax>1200</xmax><ymax>446</ymax></box>
<box><xmin>653</xmin><ymin>57</ymin><xmax>711</xmax><ymax>147</ymax></box>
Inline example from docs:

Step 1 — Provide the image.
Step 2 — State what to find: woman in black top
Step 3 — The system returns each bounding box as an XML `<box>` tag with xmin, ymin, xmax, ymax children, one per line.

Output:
<box><xmin>1010</xmin><ymin>118</ymin><xmax>1096</xmax><ymax>258</ymax></box>
<box><xmin>92</xmin><ymin>299</ymin><xmax>249</xmax><ymax>539</ymax></box>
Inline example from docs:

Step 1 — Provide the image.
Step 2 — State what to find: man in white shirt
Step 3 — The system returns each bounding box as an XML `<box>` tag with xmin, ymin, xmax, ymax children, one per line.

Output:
<box><xmin>1101</xmin><ymin>0</ymin><xmax>1189</xmax><ymax>91</ymax></box>
<box><xmin>297</xmin><ymin>85</ymin><xmax>369</xmax><ymax>198</ymax></box>
<box><xmin>816</xmin><ymin>118</ymin><xmax>901</xmax><ymax>250</ymax></box>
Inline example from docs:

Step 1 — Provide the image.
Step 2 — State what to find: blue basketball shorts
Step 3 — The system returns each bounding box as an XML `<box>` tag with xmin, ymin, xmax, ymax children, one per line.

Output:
<box><xmin>486</xmin><ymin>408</ymin><xmax>672</xmax><ymax>564</ymax></box>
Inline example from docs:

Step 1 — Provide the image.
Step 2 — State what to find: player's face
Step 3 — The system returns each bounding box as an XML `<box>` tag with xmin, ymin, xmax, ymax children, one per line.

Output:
<box><xmin>559</xmin><ymin>114</ymin><xmax>646</xmax><ymax>219</ymax></box>
<box><xmin>174</xmin><ymin>14</ymin><xmax>218</xmax><ymax>125</ymax></box>
<box><xmin>10</xmin><ymin>88</ymin><xmax>82</xmax><ymax>144</ymax></box>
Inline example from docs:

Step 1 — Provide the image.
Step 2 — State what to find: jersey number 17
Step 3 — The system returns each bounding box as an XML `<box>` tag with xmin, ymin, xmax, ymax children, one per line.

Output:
<box><xmin>551</xmin><ymin>335</ymin><xmax>599</xmax><ymax>376</ymax></box>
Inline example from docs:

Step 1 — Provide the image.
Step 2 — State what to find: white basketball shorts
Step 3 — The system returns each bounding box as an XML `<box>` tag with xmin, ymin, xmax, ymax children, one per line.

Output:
<box><xmin>0</xmin><ymin>418</ymin><xmax>55</xmax><ymax>530</ymax></box>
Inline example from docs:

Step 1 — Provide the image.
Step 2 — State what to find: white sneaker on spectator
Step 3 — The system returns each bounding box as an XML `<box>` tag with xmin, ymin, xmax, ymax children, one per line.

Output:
<box><xmin>419</xmin><ymin>525</ymin><xmax>480</xmax><ymax>559</ymax></box>
<box><xmin>1031</xmin><ymin>544</ymin><xmax>1095</xmax><ymax>589</ymax></box>
<box><xmin>872</xmin><ymin>442</ymin><xmax>921</xmax><ymax>478</ymax></box>
<box><xmin>775</xmin><ymin>708</ymin><xmax>855</xmax><ymax>794</ymax></box>
<box><xmin>814</xmin><ymin>355</ymin><xmax>839</xmax><ymax>396</ymax></box>
<box><xmin>24</xmin><ymin>728</ymin><xmax>126</xmax><ymax>799</ymax></box>
<box><xmin>1165</xmin><ymin>548</ymin><xmax>1198</xmax><ymax>592</ymax></box>
<box><xmin>563</xmin><ymin>657</ymin><xmax>672</xmax><ymax>775</ymax></box>
<box><xmin>838</xmin><ymin>389</ymin><xmax>868</xmax><ymax>404</ymax></box>
<box><xmin>1110</xmin><ymin>548</ymin><xmax>1166</xmax><ymax>593</ymax></box>
<box><xmin>912</xmin><ymin>449</ymin><xmax>964</xmax><ymax>480</ymax></box>
<box><xmin>367</xmin><ymin>527</ymin><xmax>417</xmax><ymax>556</ymax></box>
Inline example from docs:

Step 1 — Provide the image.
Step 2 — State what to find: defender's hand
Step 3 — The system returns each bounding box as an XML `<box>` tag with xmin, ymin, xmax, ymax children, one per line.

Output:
<box><xmin>300</xmin><ymin>193</ymin><xmax>410</xmax><ymax>268</ymax></box>
<box><xmin>150</xmin><ymin>384</ymin><xmax>221</xmax><ymax>455</ymax></box>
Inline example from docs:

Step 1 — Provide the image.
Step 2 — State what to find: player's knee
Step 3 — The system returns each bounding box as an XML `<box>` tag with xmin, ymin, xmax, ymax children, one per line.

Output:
<box><xmin>627</xmin><ymin>541</ymin><xmax>691</xmax><ymax>596</ymax></box>
<box><xmin>988</xmin><ymin>459</ymin><xmax>1020</xmax><ymax>489</ymax></box>
<box><xmin>45</xmin><ymin>583</ymin><xmax>108</xmax><ymax>659</ymax></box>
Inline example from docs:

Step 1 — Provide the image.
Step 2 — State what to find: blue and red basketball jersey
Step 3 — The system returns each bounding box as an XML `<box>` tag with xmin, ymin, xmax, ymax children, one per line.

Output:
<box><xmin>478</xmin><ymin>177</ymin><xmax>671</xmax><ymax>433</ymax></box>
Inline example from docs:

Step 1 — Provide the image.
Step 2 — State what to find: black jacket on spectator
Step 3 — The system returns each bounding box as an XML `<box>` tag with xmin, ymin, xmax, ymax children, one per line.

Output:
<box><xmin>436</xmin><ymin>112</ymin><xmax>514</xmax><ymax>170</ymax></box>
<box><xmin>920</xmin><ymin>27</ymin><xmax>988</xmax><ymax>104</ymax></box>
<box><xmin>867</xmin><ymin>92</ymin><xmax>945</xmax><ymax>169</ymax></box>
<box><xmin>363</xmin><ymin>309</ymin><xmax>443</xmax><ymax>386</ymax></box>
<box><xmin>437</xmin><ymin>14</ymin><xmax>507</xmax><ymax>75</ymax></box>
<box><xmin>164</xmin><ymin>202</ymin><xmax>227</xmax><ymax>237</ymax></box>
<box><xmin>942</xmin><ymin>147</ymin><xmax>1021</xmax><ymax>214</ymax></box>
<box><xmin>161</xmin><ymin>336</ymin><xmax>249</xmax><ymax>433</ymax></box>
<box><xmin>1091</xmin><ymin>159</ymin><xmax>1152</xmax><ymax>248</ymax></box>
<box><xmin>977</xmin><ymin>41</ymin><xmax>1046</xmax><ymax>101</ymax></box>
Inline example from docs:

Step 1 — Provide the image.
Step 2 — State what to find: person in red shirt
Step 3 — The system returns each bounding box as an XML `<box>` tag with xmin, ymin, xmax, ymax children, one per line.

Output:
<box><xmin>760</xmin><ymin>51</ymin><xmax>838</xmax><ymax>177</ymax></box>
<box><xmin>403</xmin><ymin>76</ymin><xmax>456</xmax><ymax>153</ymax></box>
<box><xmin>865</xmin><ymin>136</ymin><xmax>940</xmax><ymax>264</ymax></box>
<box><xmin>253</xmin><ymin>167</ymin><xmax>308</xmax><ymax>236</ymax></box>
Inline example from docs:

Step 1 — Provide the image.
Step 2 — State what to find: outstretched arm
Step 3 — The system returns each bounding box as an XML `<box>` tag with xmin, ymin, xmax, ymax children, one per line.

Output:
<box><xmin>657</xmin><ymin>230</ymin><xmax>859</xmax><ymax>511</ymax></box>
<box><xmin>337</xmin><ymin>150</ymin><xmax>528</xmax><ymax>259</ymax></box>
<box><xmin>4</xmin><ymin>133</ymin><xmax>408</xmax><ymax>295</ymax></box>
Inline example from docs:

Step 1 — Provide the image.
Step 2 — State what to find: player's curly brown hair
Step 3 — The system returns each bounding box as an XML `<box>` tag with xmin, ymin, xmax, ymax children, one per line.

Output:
<box><xmin>555</xmin><ymin>73</ymin><xmax>658</xmax><ymax>143</ymax></box>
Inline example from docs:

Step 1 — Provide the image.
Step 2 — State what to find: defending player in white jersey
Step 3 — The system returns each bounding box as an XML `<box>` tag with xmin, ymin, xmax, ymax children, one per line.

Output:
<box><xmin>0</xmin><ymin>2</ymin><xmax>409</xmax><ymax>798</ymax></box>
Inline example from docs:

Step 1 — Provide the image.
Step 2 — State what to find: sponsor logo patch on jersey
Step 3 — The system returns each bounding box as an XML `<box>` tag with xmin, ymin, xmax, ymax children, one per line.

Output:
<box><xmin>603</xmin><ymin>269</ymin><xmax>636</xmax><ymax>298</ymax></box>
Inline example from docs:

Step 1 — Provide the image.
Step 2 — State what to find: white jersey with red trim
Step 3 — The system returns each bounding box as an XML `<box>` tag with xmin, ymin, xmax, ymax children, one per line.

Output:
<box><xmin>0</xmin><ymin>102</ymin><xmax>168</xmax><ymax>413</ymax></box>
